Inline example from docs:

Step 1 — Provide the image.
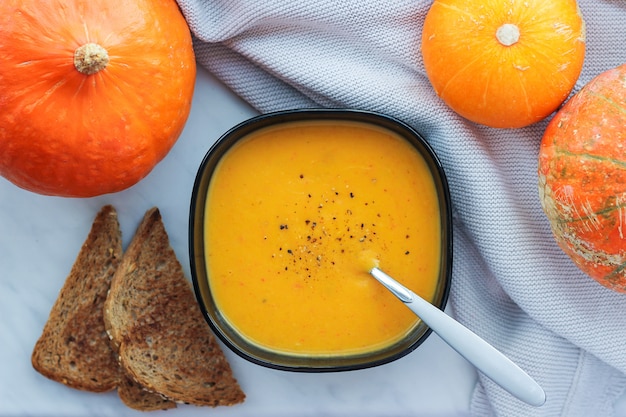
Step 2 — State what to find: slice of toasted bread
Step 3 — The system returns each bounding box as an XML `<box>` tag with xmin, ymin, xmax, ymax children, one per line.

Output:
<box><xmin>31</xmin><ymin>205</ymin><xmax>123</xmax><ymax>392</ymax></box>
<box><xmin>104</xmin><ymin>207</ymin><xmax>245</xmax><ymax>407</ymax></box>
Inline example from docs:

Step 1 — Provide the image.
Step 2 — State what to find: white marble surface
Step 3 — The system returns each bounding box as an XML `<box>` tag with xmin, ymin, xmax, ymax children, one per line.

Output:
<box><xmin>0</xmin><ymin>66</ymin><xmax>480</xmax><ymax>416</ymax></box>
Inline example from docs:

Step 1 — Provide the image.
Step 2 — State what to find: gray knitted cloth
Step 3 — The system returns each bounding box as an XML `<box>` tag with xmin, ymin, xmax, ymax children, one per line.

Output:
<box><xmin>175</xmin><ymin>0</ymin><xmax>626</xmax><ymax>415</ymax></box>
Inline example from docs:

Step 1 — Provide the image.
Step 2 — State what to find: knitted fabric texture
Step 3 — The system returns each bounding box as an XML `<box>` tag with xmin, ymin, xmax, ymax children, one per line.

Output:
<box><xmin>175</xmin><ymin>0</ymin><xmax>626</xmax><ymax>415</ymax></box>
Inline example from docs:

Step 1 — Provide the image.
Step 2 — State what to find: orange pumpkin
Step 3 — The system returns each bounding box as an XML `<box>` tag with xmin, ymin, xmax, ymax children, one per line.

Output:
<box><xmin>421</xmin><ymin>0</ymin><xmax>586</xmax><ymax>129</ymax></box>
<box><xmin>0</xmin><ymin>0</ymin><xmax>196</xmax><ymax>197</ymax></box>
<box><xmin>538</xmin><ymin>64</ymin><xmax>626</xmax><ymax>292</ymax></box>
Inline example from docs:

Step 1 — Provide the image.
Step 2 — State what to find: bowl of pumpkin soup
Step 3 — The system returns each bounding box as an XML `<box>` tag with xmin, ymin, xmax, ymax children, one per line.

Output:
<box><xmin>189</xmin><ymin>109</ymin><xmax>452</xmax><ymax>371</ymax></box>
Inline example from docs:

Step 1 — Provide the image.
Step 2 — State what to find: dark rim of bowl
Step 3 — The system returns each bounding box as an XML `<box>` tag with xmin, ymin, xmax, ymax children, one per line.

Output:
<box><xmin>189</xmin><ymin>108</ymin><xmax>453</xmax><ymax>372</ymax></box>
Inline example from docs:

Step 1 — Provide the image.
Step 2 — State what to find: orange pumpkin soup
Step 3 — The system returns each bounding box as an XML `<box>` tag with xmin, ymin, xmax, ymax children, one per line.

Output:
<box><xmin>204</xmin><ymin>120</ymin><xmax>441</xmax><ymax>356</ymax></box>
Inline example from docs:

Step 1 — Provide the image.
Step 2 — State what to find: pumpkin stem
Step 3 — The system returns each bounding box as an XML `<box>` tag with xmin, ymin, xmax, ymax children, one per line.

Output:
<box><xmin>496</xmin><ymin>23</ymin><xmax>520</xmax><ymax>47</ymax></box>
<box><xmin>74</xmin><ymin>43</ymin><xmax>109</xmax><ymax>75</ymax></box>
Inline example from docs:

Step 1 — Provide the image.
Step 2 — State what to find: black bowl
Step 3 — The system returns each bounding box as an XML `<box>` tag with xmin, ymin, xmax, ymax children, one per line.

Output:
<box><xmin>189</xmin><ymin>109</ymin><xmax>452</xmax><ymax>372</ymax></box>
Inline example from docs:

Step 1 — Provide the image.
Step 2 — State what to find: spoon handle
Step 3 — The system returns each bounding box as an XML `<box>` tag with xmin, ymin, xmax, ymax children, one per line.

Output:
<box><xmin>370</xmin><ymin>267</ymin><xmax>546</xmax><ymax>407</ymax></box>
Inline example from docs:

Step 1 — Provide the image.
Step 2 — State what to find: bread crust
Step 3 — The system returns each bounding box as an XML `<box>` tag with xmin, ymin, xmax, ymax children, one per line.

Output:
<box><xmin>117</xmin><ymin>374</ymin><xmax>176</xmax><ymax>411</ymax></box>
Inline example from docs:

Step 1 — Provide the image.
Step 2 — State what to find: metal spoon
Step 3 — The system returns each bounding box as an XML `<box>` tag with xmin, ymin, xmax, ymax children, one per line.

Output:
<box><xmin>369</xmin><ymin>266</ymin><xmax>546</xmax><ymax>407</ymax></box>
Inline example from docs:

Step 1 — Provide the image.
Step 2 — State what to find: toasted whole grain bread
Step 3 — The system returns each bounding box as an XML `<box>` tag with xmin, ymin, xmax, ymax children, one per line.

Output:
<box><xmin>31</xmin><ymin>205</ymin><xmax>123</xmax><ymax>392</ymax></box>
<box><xmin>104</xmin><ymin>207</ymin><xmax>245</xmax><ymax>407</ymax></box>
<box><xmin>31</xmin><ymin>205</ymin><xmax>176</xmax><ymax>411</ymax></box>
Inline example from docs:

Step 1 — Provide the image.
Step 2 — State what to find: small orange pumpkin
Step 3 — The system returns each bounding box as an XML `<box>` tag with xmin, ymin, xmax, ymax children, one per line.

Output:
<box><xmin>421</xmin><ymin>0</ymin><xmax>586</xmax><ymax>128</ymax></box>
<box><xmin>538</xmin><ymin>64</ymin><xmax>626</xmax><ymax>292</ymax></box>
<box><xmin>0</xmin><ymin>0</ymin><xmax>196</xmax><ymax>197</ymax></box>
